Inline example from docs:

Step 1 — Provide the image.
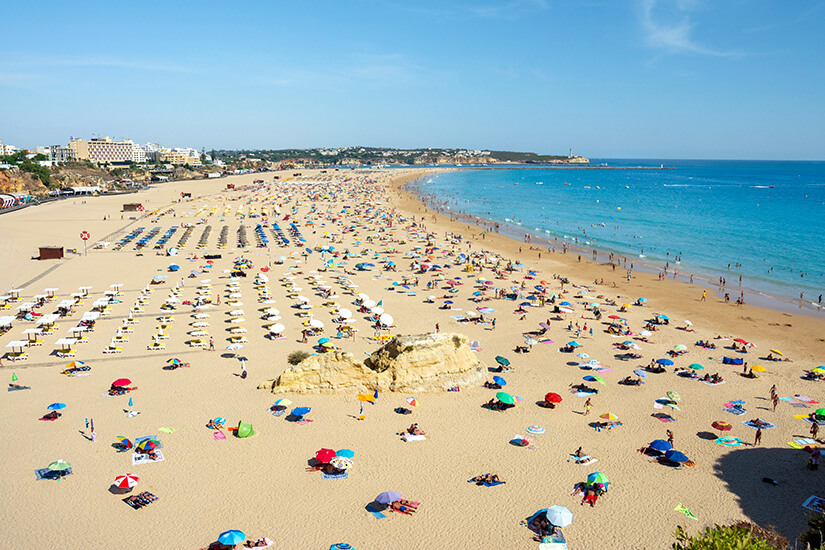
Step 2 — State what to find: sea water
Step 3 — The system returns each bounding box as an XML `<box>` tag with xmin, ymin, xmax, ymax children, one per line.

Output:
<box><xmin>408</xmin><ymin>160</ymin><xmax>825</xmax><ymax>312</ymax></box>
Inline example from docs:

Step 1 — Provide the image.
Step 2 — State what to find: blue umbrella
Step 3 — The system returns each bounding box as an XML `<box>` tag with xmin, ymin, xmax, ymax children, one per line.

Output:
<box><xmin>492</xmin><ymin>376</ymin><xmax>507</xmax><ymax>386</ymax></box>
<box><xmin>375</xmin><ymin>491</ymin><xmax>402</xmax><ymax>504</ymax></box>
<box><xmin>336</xmin><ymin>449</ymin><xmax>355</xmax><ymax>458</ymax></box>
<box><xmin>291</xmin><ymin>406</ymin><xmax>311</xmax><ymax>417</ymax></box>
<box><xmin>638</xmin><ymin>297</ymin><xmax>647</xmax><ymax>302</ymax></box>
<box><xmin>648</xmin><ymin>439</ymin><xmax>672</xmax><ymax>452</ymax></box>
<box><xmin>318</xmin><ymin>338</ymin><xmax>331</xmax><ymax>345</ymax></box>
<box><xmin>559</xmin><ymin>301</ymin><xmax>571</xmax><ymax>306</ymax></box>
<box><xmin>665</xmin><ymin>450</ymin><xmax>689</xmax><ymax>463</ymax></box>
<box><xmin>169</xmin><ymin>264</ymin><xmax>180</xmax><ymax>271</ymax></box>
<box><xmin>218</xmin><ymin>530</ymin><xmax>246</xmax><ymax>545</ymax></box>
<box><xmin>656</xmin><ymin>314</ymin><xmax>669</xmax><ymax>320</ymax></box>
<box><xmin>47</xmin><ymin>402</ymin><xmax>66</xmax><ymax>411</ymax></box>
<box><xmin>656</xmin><ymin>358</ymin><xmax>674</xmax><ymax>366</ymax></box>
<box><xmin>472</xmin><ymin>291</ymin><xmax>482</xmax><ymax>296</ymax></box>
<box><xmin>519</xmin><ymin>302</ymin><xmax>531</xmax><ymax>307</ymax></box>
<box><xmin>305</xmin><ymin>248</ymin><xmax>313</xmax><ymax>253</ymax></box>
<box><xmin>567</xmin><ymin>341</ymin><xmax>581</xmax><ymax>347</ymax></box>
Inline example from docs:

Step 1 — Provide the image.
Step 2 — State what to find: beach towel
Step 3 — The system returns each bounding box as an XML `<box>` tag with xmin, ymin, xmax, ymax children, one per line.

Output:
<box><xmin>570</xmin><ymin>454</ymin><xmax>598</xmax><ymax>465</ymax></box>
<box><xmin>795</xmin><ymin>395</ymin><xmax>819</xmax><ymax>404</ymax></box>
<box><xmin>158</xmin><ymin>427</ymin><xmax>175</xmax><ymax>433</ymax></box>
<box><xmin>722</xmin><ymin>357</ymin><xmax>743</xmax><ymax>365</ymax></box>
<box><xmin>723</xmin><ymin>407</ymin><xmax>746</xmax><ymax>416</ymax></box>
<box><xmin>297</xmin><ymin>419</ymin><xmax>314</xmax><ymax>425</ymax></box>
<box><xmin>742</xmin><ymin>419</ymin><xmax>777</xmax><ymax>430</ymax></box>
<box><xmin>655</xmin><ymin>415</ymin><xmax>676</xmax><ymax>423</ymax></box>
<box><xmin>802</xmin><ymin>496</ymin><xmax>825</xmax><ymax>513</ymax></box>
<box><xmin>703</xmin><ymin>380</ymin><xmax>727</xmax><ymax>386</ymax></box>
<box><xmin>573</xmin><ymin>391</ymin><xmax>597</xmax><ymax>397</ymax></box>
<box><xmin>272</xmin><ymin>409</ymin><xmax>286</xmax><ymax>417</ymax></box>
<box><xmin>322</xmin><ymin>471</ymin><xmax>349</xmax><ymax>480</ymax></box>
<box><xmin>7</xmin><ymin>385</ymin><xmax>31</xmax><ymax>391</ymax></box>
<box><xmin>795</xmin><ymin>415</ymin><xmax>825</xmax><ymax>426</ymax></box>
<box><xmin>715</xmin><ymin>437</ymin><xmax>743</xmax><ymax>447</ymax></box>
<box><xmin>366</xmin><ymin>503</ymin><xmax>386</xmax><ymax>519</ymax></box>
<box><xmin>788</xmin><ymin>439</ymin><xmax>821</xmax><ymax>450</ymax></box>
<box><xmin>131</xmin><ymin>450</ymin><xmax>165</xmax><ymax>465</ymax></box>
<box><xmin>213</xmin><ymin>431</ymin><xmax>226</xmax><ymax>440</ymax></box>
<box><xmin>35</xmin><ymin>467</ymin><xmax>72</xmax><ymax>480</ymax></box>
<box><xmin>633</xmin><ymin>369</ymin><xmax>647</xmax><ymax>377</ymax></box>
<box><xmin>401</xmin><ymin>434</ymin><xmax>426</xmax><ymax>442</ymax></box>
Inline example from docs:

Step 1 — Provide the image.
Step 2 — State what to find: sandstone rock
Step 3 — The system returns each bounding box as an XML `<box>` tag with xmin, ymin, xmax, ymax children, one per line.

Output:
<box><xmin>259</xmin><ymin>332</ymin><xmax>485</xmax><ymax>393</ymax></box>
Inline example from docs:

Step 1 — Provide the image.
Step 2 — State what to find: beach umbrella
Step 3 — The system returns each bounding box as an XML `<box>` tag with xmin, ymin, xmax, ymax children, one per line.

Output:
<box><xmin>375</xmin><ymin>491</ymin><xmax>402</xmax><ymax>504</ymax></box>
<box><xmin>638</xmin><ymin>297</ymin><xmax>648</xmax><ymax>303</ymax></box>
<box><xmin>338</xmin><ymin>309</ymin><xmax>352</xmax><ymax>319</ymax></box>
<box><xmin>137</xmin><ymin>439</ymin><xmax>160</xmax><ymax>451</ymax></box>
<box><xmin>712</xmin><ymin>421</ymin><xmax>732</xmax><ymax>433</ymax></box>
<box><xmin>495</xmin><ymin>356</ymin><xmax>510</xmax><ymax>366</ymax></box>
<box><xmin>336</xmin><ymin>449</ymin><xmax>355</xmax><ymax>459</ymax></box>
<box><xmin>770</xmin><ymin>349</ymin><xmax>783</xmax><ymax>356</ymax></box>
<box><xmin>218</xmin><ymin>530</ymin><xmax>246</xmax><ymax>546</ymax></box>
<box><xmin>666</xmin><ymin>391</ymin><xmax>681</xmax><ymax>402</ymax></box>
<box><xmin>689</xmin><ymin>363</ymin><xmax>704</xmax><ymax>370</ymax></box>
<box><xmin>116</xmin><ymin>436</ymin><xmax>132</xmax><ymax>449</ymax></box>
<box><xmin>113</xmin><ymin>378</ymin><xmax>131</xmax><ymax>387</ymax></box>
<box><xmin>586</xmin><ymin>472</ymin><xmax>608</xmax><ymax>487</ymax></box>
<box><xmin>315</xmin><ymin>448</ymin><xmax>336</xmax><ymax>464</ymax></box>
<box><xmin>496</xmin><ymin>392</ymin><xmax>515</xmax><ymax>405</ymax></box>
<box><xmin>166</xmin><ymin>358</ymin><xmax>183</xmax><ymax>366</ymax></box>
<box><xmin>226</xmin><ymin>343</ymin><xmax>243</xmax><ymax>351</ymax></box>
<box><xmin>665</xmin><ymin>450</ymin><xmax>689</xmax><ymax>463</ymax></box>
<box><xmin>114</xmin><ymin>473</ymin><xmax>140</xmax><ymax>489</ymax></box>
<box><xmin>608</xmin><ymin>315</ymin><xmax>622</xmax><ymax>320</ymax></box>
<box><xmin>273</xmin><ymin>398</ymin><xmax>292</xmax><ymax>408</ymax></box>
<box><xmin>269</xmin><ymin>323</ymin><xmax>285</xmax><ymax>334</ymax></box>
<box><xmin>567</xmin><ymin>341</ymin><xmax>581</xmax><ymax>347</ymax></box>
<box><xmin>639</xmin><ymin>330</ymin><xmax>652</xmax><ymax>337</ymax></box>
<box><xmin>812</xmin><ymin>367</ymin><xmax>825</xmax><ymax>374</ymax></box>
<box><xmin>545</xmin><ymin>392</ymin><xmax>562</xmax><ymax>404</ymax></box>
<box><xmin>292</xmin><ymin>406</ymin><xmax>311</xmax><ymax>417</ymax></box>
<box><xmin>576</xmin><ymin>352</ymin><xmax>589</xmax><ymax>359</ymax></box>
<box><xmin>599</xmin><ymin>413</ymin><xmax>617</xmax><ymax>420</ymax></box>
<box><xmin>406</xmin><ymin>397</ymin><xmax>420</xmax><ymax>407</ymax></box>
<box><xmin>492</xmin><ymin>376</ymin><xmax>507</xmax><ymax>386</ymax></box>
<box><xmin>656</xmin><ymin>359</ymin><xmax>673</xmax><ymax>366</ymax></box>
<box><xmin>379</xmin><ymin>313</ymin><xmax>394</xmax><ymax>326</ymax></box>
<box><xmin>648</xmin><ymin>440</ymin><xmax>672</xmax><ymax>452</ymax></box>
<box><xmin>64</xmin><ymin>361</ymin><xmax>86</xmax><ymax>369</ymax></box>
<box><xmin>329</xmin><ymin>456</ymin><xmax>353</xmax><ymax>470</ymax></box>
<box><xmin>815</xmin><ymin>408</ymin><xmax>825</xmax><ymax>418</ymax></box>
<box><xmin>751</xmin><ymin>365</ymin><xmax>766</xmax><ymax>372</ymax></box>
<box><xmin>47</xmin><ymin>460</ymin><xmax>71</xmax><ymax>471</ymax></box>
<box><xmin>318</xmin><ymin>337</ymin><xmax>331</xmax><ymax>345</ymax></box>
<box><xmin>309</xmin><ymin>319</ymin><xmax>324</xmax><ymax>329</ymax></box>
<box><xmin>583</xmin><ymin>375</ymin><xmax>605</xmax><ymax>385</ymax></box>
<box><xmin>47</xmin><ymin>402</ymin><xmax>67</xmax><ymax>411</ymax></box>
<box><xmin>526</xmin><ymin>425</ymin><xmax>546</xmax><ymax>435</ymax></box>
<box><xmin>673</xmin><ymin>344</ymin><xmax>687</xmax><ymax>351</ymax></box>
<box><xmin>733</xmin><ymin>338</ymin><xmax>748</xmax><ymax>344</ymax></box>
<box><xmin>545</xmin><ymin>505</ymin><xmax>574</xmax><ymax>528</ymax></box>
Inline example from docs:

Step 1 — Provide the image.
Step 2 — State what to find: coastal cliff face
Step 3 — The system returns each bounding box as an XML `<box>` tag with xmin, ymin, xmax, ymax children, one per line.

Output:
<box><xmin>0</xmin><ymin>169</ymin><xmax>48</xmax><ymax>195</ymax></box>
<box><xmin>259</xmin><ymin>332</ymin><xmax>486</xmax><ymax>393</ymax></box>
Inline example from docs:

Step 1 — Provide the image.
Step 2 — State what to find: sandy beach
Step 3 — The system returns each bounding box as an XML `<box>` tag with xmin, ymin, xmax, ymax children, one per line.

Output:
<box><xmin>1</xmin><ymin>168</ymin><xmax>823</xmax><ymax>549</ymax></box>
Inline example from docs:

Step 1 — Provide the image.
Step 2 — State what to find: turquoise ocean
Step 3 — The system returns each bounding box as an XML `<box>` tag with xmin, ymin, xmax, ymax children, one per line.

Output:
<box><xmin>407</xmin><ymin>160</ymin><xmax>825</xmax><ymax>313</ymax></box>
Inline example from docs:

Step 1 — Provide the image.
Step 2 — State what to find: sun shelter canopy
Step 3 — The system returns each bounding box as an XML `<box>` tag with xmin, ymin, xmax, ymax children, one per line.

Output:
<box><xmin>38</xmin><ymin>314</ymin><xmax>60</xmax><ymax>325</ymax></box>
<box><xmin>0</xmin><ymin>316</ymin><xmax>16</xmax><ymax>326</ymax></box>
<box><xmin>6</xmin><ymin>340</ymin><xmax>28</xmax><ymax>347</ymax></box>
<box><xmin>236</xmin><ymin>421</ymin><xmax>255</xmax><ymax>438</ymax></box>
<box><xmin>22</xmin><ymin>328</ymin><xmax>43</xmax><ymax>335</ymax></box>
<box><xmin>81</xmin><ymin>312</ymin><xmax>100</xmax><ymax>321</ymax></box>
<box><xmin>54</xmin><ymin>338</ymin><xmax>76</xmax><ymax>346</ymax></box>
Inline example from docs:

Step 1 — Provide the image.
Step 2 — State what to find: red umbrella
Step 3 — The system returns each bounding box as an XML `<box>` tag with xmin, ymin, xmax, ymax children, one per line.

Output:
<box><xmin>545</xmin><ymin>392</ymin><xmax>562</xmax><ymax>404</ymax></box>
<box><xmin>112</xmin><ymin>378</ymin><xmax>131</xmax><ymax>387</ymax></box>
<box><xmin>712</xmin><ymin>421</ymin><xmax>732</xmax><ymax>433</ymax></box>
<box><xmin>114</xmin><ymin>473</ymin><xmax>140</xmax><ymax>488</ymax></box>
<box><xmin>733</xmin><ymin>338</ymin><xmax>748</xmax><ymax>344</ymax></box>
<box><xmin>608</xmin><ymin>315</ymin><xmax>622</xmax><ymax>319</ymax></box>
<box><xmin>315</xmin><ymin>448</ymin><xmax>335</xmax><ymax>464</ymax></box>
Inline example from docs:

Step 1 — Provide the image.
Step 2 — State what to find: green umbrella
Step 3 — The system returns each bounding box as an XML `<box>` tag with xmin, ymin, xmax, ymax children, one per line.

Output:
<box><xmin>666</xmin><ymin>391</ymin><xmax>681</xmax><ymax>402</ymax></box>
<box><xmin>688</xmin><ymin>363</ymin><xmax>704</xmax><ymax>370</ymax></box>
<box><xmin>495</xmin><ymin>356</ymin><xmax>510</xmax><ymax>366</ymax></box>
<box><xmin>496</xmin><ymin>392</ymin><xmax>515</xmax><ymax>405</ymax></box>
<box><xmin>815</xmin><ymin>408</ymin><xmax>825</xmax><ymax>417</ymax></box>
<box><xmin>48</xmin><ymin>460</ymin><xmax>71</xmax><ymax>471</ymax></box>
<box><xmin>666</xmin><ymin>402</ymin><xmax>681</xmax><ymax>411</ymax></box>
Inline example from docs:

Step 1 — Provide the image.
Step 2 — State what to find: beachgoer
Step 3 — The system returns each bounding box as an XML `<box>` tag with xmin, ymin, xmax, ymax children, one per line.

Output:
<box><xmin>754</xmin><ymin>427</ymin><xmax>762</xmax><ymax>446</ymax></box>
<box><xmin>666</xmin><ymin>430</ymin><xmax>674</xmax><ymax>446</ymax></box>
<box><xmin>584</xmin><ymin>398</ymin><xmax>592</xmax><ymax>416</ymax></box>
<box><xmin>209</xmin><ymin>337</ymin><xmax>214</xmax><ymax>351</ymax></box>
<box><xmin>811</xmin><ymin>422</ymin><xmax>819</xmax><ymax>439</ymax></box>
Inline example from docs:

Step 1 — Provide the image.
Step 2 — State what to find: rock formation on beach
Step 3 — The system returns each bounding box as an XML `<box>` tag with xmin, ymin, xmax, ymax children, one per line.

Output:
<box><xmin>259</xmin><ymin>332</ymin><xmax>486</xmax><ymax>393</ymax></box>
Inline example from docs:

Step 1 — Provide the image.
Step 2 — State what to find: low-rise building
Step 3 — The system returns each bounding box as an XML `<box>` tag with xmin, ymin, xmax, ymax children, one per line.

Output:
<box><xmin>0</xmin><ymin>140</ymin><xmax>19</xmax><ymax>156</ymax></box>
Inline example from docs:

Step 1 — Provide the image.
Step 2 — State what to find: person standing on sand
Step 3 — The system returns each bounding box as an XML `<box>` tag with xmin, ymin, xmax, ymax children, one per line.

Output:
<box><xmin>811</xmin><ymin>422</ymin><xmax>819</xmax><ymax>440</ymax></box>
<box><xmin>666</xmin><ymin>430</ymin><xmax>674</xmax><ymax>446</ymax></box>
<box><xmin>754</xmin><ymin>427</ymin><xmax>762</xmax><ymax>446</ymax></box>
<box><xmin>700</xmin><ymin>291</ymin><xmax>706</xmax><ymax>302</ymax></box>
<box><xmin>209</xmin><ymin>337</ymin><xmax>214</xmax><ymax>351</ymax></box>
<box><xmin>771</xmin><ymin>394</ymin><xmax>779</xmax><ymax>411</ymax></box>
<box><xmin>584</xmin><ymin>398</ymin><xmax>592</xmax><ymax>416</ymax></box>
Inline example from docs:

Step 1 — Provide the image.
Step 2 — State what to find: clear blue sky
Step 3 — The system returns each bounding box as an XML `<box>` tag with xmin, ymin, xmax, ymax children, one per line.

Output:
<box><xmin>2</xmin><ymin>0</ymin><xmax>823</xmax><ymax>159</ymax></box>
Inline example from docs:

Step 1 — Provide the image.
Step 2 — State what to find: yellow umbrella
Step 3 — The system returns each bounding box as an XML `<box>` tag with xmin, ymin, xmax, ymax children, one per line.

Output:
<box><xmin>751</xmin><ymin>365</ymin><xmax>766</xmax><ymax>372</ymax></box>
<box><xmin>812</xmin><ymin>367</ymin><xmax>825</xmax><ymax>374</ymax></box>
<box><xmin>770</xmin><ymin>349</ymin><xmax>783</xmax><ymax>356</ymax></box>
<box><xmin>600</xmin><ymin>413</ymin><xmax>617</xmax><ymax>420</ymax></box>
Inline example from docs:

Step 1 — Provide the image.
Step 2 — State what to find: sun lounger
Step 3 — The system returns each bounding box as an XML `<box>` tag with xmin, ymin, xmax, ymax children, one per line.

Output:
<box><xmin>8</xmin><ymin>352</ymin><xmax>28</xmax><ymax>361</ymax></box>
<box><xmin>103</xmin><ymin>346</ymin><xmax>122</xmax><ymax>354</ymax></box>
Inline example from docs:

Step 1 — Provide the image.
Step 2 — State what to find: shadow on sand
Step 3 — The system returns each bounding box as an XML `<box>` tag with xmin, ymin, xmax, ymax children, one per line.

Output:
<box><xmin>713</xmin><ymin>446</ymin><xmax>816</xmax><ymax>543</ymax></box>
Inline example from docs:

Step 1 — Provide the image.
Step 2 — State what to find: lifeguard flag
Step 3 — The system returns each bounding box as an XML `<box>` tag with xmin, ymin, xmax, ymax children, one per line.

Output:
<box><xmin>357</xmin><ymin>394</ymin><xmax>375</xmax><ymax>403</ymax></box>
<box><xmin>11</xmin><ymin>373</ymin><xmax>18</xmax><ymax>382</ymax></box>
<box><xmin>377</xmin><ymin>300</ymin><xmax>383</xmax><ymax>306</ymax></box>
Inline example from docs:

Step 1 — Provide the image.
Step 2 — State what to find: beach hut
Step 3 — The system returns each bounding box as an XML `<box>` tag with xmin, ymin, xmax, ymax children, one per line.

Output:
<box><xmin>38</xmin><ymin>246</ymin><xmax>64</xmax><ymax>260</ymax></box>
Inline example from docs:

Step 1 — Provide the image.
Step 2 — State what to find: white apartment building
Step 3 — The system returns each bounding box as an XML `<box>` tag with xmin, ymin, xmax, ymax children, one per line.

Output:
<box><xmin>0</xmin><ymin>140</ymin><xmax>20</xmax><ymax>156</ymax></box>
<box><xmin>131</xmin><ymin>143</ymin><xmax>146</xmax><ymax>163</ymax></box>
<box><xmin>49</xmin><ymin>145</ymin><xmax>73</xmax><ymax>163</ymax></box>
<box><xmin>69</xmin><ymin>137</ymin><xmax>134</xmax><ymax>164</ymax></box>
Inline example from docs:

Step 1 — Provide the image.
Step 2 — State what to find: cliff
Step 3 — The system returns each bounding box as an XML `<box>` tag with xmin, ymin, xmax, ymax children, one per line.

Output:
<box><xmin>258</xmin><ymin>332</ymin><xmax>486</xmax><ymax>393</ymax></box>
<box><xmin>0</xmin><ymin>169</ymin><xmax>48</xmax><ymax>195</ymax></box>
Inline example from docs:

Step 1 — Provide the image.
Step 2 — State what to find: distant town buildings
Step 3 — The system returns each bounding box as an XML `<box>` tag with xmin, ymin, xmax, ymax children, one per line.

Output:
<box><xmin>0</xmin><ymin>139</ymin><xmax>20</xmax><ymax>156</ymax></box>
<box><xmin>69</xmin><ymin>137</ymin><xmax>135</xmax><ymax>164</ymax></box>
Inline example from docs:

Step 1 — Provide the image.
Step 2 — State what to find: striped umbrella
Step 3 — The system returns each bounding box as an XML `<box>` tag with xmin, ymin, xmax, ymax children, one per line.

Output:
<box><xmin>114</xmin><ymin>473</ymin><xmax>140</xmax><ymax>489</ymax></box>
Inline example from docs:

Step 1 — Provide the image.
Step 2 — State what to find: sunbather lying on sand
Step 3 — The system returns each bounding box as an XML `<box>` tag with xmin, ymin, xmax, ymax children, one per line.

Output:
<box><xmin>470</xmin><ymin>473</ymin><xmax>504</xmax><ymax>484</ymax></box>
<box><xmin>407</xmin><ymin>423</ymin><xmax>426</xmax><ymax>436</ymax></box>
<box><xmin>244</xmin><ymin>538</ymin><xmax>270</xmax><ymax>547</ymax></box>
<box><xmin>206</xmin><ymin>419</ymin><xmax>223</xmax><ymax>430</ymax></box>
<box><xmin>390</xmin><ymin>499</ymin><xmax>419</xmax><ymax>513</ymax></box>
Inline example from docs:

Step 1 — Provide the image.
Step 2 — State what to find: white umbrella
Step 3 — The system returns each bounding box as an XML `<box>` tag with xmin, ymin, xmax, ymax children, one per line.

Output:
<box><xmin>229</xmin><ymin>292</ymin><xmax>243</xmax><ymax>298</ymax></box>
<box><xmin>190</xmin><ymin>330</ymin><xmax>208</xmax><ymax>336</ymax></box>
<box><xmin>269</xmin><ymin>323</ymin><xmax>285</xmax><ymax>333</ymax></box>
<box><xmin>342</xmin><ymin>318</ymin><xmax>356</xmax><ymax>324</ymax></box>
<box><xmin>193</xmin><ymin>313</ymin><xmax>210</xmax><ymax>319</ymax></box>
<box><xmin>192</xmin><ymin>322</ymin><xmax>209</xmax><ymax>327</ymax></box>
<box><xmin>266</xmin><ymin>315</ymin><xmax>281</xmax><ymax>321</ymax></box>
<box><xmin>295</xmin><ymin>296</ymin><xmax>310</xmax><ymax>303</ymax></box>
<box><xmin>363</xmin><ymin>299</ymin><xmax>376</xmax><ymax>308</ymax></box>
<box><xmin>309</xmin><ymin>319</ymin><xmax>324</xmax><ymax>328</ymax></box>
<box><xmin>200</xmin><ymin>279</ymin><xmax>212</xmax><ymax>284</ymax></box>
<box><xmin>226</xmin><ymin>343</ymin><xmax>243</xmax><ymax>351</ymax></box>
<box><xmin>379</xmin><ymin>313</ymin><xmax>394</xmax><ymax>326</ymax></box>
<box><xmin>229</xmin><ymin>310</ymin><xmax>245</xmax><ymax>316</ymax></box>
<box><xmin>357</xmin><ymin>293</ymin><xmax>370</xmax><ymax>300</ymax></box>
<box><xmin>338</xmin><ymin>308</ymin><xmax>352</xmax><ymax>319</ymax></box>
<box><xmin>684</xmin><ymin>320</ymin><xmax>693</xmax><ymax>326</ymax></box>
<box><xmin>165</xmin><ymin>297</ymin><xmax>180</xmax><ymax>303</ymax></box>
<box><xmin>264</xmin><ymin>308</ymin><xmax>279</xmax><ymax>315</ymax></box>
<box><xmin>640</xmin><ymin>330</ymin><xmax>652</xmax><ymax>337</ymax></box>
<box><xmin>230</xmin><ymin>327</ymin><xmax>247</xmax><ymax>334</ymax></box>
<box><xmin>370</xmin><ymin>307</ymin><xmax>384</xmax><ymax>315</ymax></box>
